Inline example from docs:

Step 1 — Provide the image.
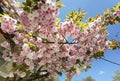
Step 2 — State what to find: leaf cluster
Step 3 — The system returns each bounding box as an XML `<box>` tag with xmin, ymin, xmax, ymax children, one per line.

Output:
<box><xmin>22</xmin><ymin>0</ymin><xmax>42</xmax><ymax>12</ymax></box>
<box><xmin>66</xmin><ymin>10</ymin><xmax>87</xmax><ymax>26</ymax></box>
<box><xmin>109</xmin><ymin>40</ymin><xmax>120</xmax><ymax>50</ymax></box>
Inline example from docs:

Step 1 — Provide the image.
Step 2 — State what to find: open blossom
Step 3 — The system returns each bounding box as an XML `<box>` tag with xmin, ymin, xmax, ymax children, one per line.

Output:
<box><xmin>1</xmin><ymin>41</ymin><xmax>11</xmax><ymax>50</ymax></box>
<box><xmin>1</xmin><ymin>16</ymin><xmax>110</xmax><ymax>78</ymax></box>
<box><xmin>113</xmin><ymin>10</ymin><xmax>120</xmax><ymax>16</ymax></box>
<box><xmin>1</xmin><ymin>16</ymin><xmax>18</xmax><ymax>34</ymax></box>
<box><xmin>15</xmin><ymin>70</ymin><xmax>26</xmax><ymax>78</ymax></box>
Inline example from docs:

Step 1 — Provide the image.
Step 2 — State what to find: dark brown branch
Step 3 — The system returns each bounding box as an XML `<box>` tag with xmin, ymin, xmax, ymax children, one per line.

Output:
<box><xmin>0</xmin><ymin>28</ymin><xmax>15</xmax><ymax>43</ymax></box>
<box><xmin>0</xmin><ymin>28</ymin><xmax>11</xmax><ymax>41</ymax></box>
<box><xmin>61</xmin><ymin>34</ymin><xmax>68</xmax><ymax>43</ymax></box>
<box><xmin>42</xmin><ymin>41</ymin><xmax>78</xmax><ymax>44</ymax></box>
<box><xmin>0</xmin><ymin>28</ymin><xmax>77</xmax><ymax>45</ymax></box>
<box><xmin>5</xmin><ymin>0</ymin><xmax>20</xmax><ymax>18</ymax></box>
<box><xmin>0</xmin><ymin>28</ymin><xmax>15</xmax><ymax>52</ymax></box>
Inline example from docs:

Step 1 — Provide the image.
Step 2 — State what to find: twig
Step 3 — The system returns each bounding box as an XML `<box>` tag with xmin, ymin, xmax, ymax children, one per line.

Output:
<box><xmin>6</xmin><ymin>0</ymin><xmax>20</xmax><ymax>18</ymax></box>
<box><xmin>42</xmin><ymin>41</ymin><xmax>78</xmax><ymax>44</ymax></box>
<box><xmin>0</xmin><ymin>28</ymin><xmax>15</xmax><ymax>52</ymax></box>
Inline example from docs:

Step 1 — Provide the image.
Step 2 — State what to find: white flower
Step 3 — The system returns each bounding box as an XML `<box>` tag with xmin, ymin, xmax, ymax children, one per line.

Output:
<box><xmin>19</xmin><ymin>72</ymin><xmax>26</xmax><ymax>78</ymax></box>
<box><xmin>27</xmin><ymin>52</ymin><xmax>35</xmax><ymax>59</ymax></box>
<box><xmin>23</xmin><ymin>38</ymin><xmax>28</xmax><ymax>42</ymax></box>
<box><xmin>38</xmin><ymin>53</ymin><xmax>43</xmax><ymax>58</ymax></box>
<box><xmin>2</xmin><ymin>16</ymin><xmax>9</xmax><ymax>21</ymax></box>
<box><xmin>0</xmin><ymin>62</ymin><xmax>14</xmax><ymax>78</ymax></box>
<box><xmin>37</xmin><ymin>37</ymin><xmax>42</xmax><ymax>42</ymax></box>
<box><xmin>22</xmin><ymin>43</ymin><xmax>30</xmax><ymax>50</ymax></box>
<box><xmin>45</xmin><ymin>14</ymin><xmax>52</xmax><ymax>20</ymax></box>
<box><xmin>28</xmin><ymin>10</ymin><xmax>39</xmax><ymax>20</ymax></box>
<box><xmin>0</xmin><ymin>71</ymin><xmax>14</xmax><ymax>78</ymax></box>
<box><xmin>15</xmin><ymin>70</ymin><xmax>26</xmax><ymax>78</ymax></box>
<box><xmin>40</xmin><ymin>71</ymin><xmax>47</xmax><ymax>75</ymax></box>
<box><xmin>28</xmin><ymin>13</ymin><xmax>34</xmax><ymax>20</ymax></box>
<box><xmin>105</xmin><ymin>40</ymin><xmax>112</xmax><ymax>45</ymax></box>
<box><xmin>41</xmin><ymin>5</ymin><xmax>48</xmax><ymax>11</ymax></box>
<box><xmin>95</xmin><ymin>34</ymin><xmax>100</xmax><ymax>38</ymax></box>
<box><xmin>33</xmin><ymin>10</ymin><xmax>39</xmax><ymax>17</ymax></box>
<box><xmin>88</xmin><ymin>22</ymin><xmax>94</xmax><ymax>28</ymax></box>
<box><xmin>97</xmin><ymin>18</ymin><xmax>102</xmax><ymax>23</ymax></box>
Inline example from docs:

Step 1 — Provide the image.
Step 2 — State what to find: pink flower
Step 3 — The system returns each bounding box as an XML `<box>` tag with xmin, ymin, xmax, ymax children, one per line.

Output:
<box><xmin>113</xmin><ymin>10</ymin><xmax>120</xmax><ymax>16</ymax></box>
<box><xmin>17</xmin><ymin>56</ymin><xmax>24</xmax><ymax>65</ymax></box>
<box><xmin>24</xmin><ymin>59</ymin><xmax>34</xmax><ymax>71</ymax></box>
<box><xmin>15</xmin><ymin>70</ymin><xmax>26</xmax><ymax>78</ymax></box>
<box><xmin>69</xmin><ymin>56</ymin><xmax>76</xmax><ymax>63</ymax></box>
<box><xmin>1</xmin><ymin>16</ymin><xmax>18</xmax><ymax>34</ymax></box>
<box><xmin>0</xmin><ymin>0</ymin><xmax>112</xmax><ymax>78</ymax></box>
<box><xmin>1</xmin><ymin>41</ymin><xmax>11</xmax><ymax>50</ymax></box>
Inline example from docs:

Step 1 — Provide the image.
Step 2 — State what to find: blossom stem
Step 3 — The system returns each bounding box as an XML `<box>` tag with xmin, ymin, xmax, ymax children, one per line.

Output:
<box><xmin>5</xmin><ymin>0</ymin><xmax>20</xmax><ymax>18</ymax></box>
<box><xmin>42</xmin><ymin>41</ymin><xmax>78</xmax><ymax>44</ymax></box>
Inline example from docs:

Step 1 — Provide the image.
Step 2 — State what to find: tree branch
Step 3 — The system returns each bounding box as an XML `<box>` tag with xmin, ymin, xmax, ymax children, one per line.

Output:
<box><xmin>5</xmin><ymin>0</ymin><xmax>20</xmax><ymax>18</ymax></box>
<box><xmin>42</xmin><ymin>41</ymin><xmax>78</xmax><ymax>44</ymax></box>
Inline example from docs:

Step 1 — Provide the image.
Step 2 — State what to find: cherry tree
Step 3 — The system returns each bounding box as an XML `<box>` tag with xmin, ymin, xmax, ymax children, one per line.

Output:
<box><xmin>0</xmin><ymin>0</ymin><xmax>120</xmax><ymax>81</ymax></box>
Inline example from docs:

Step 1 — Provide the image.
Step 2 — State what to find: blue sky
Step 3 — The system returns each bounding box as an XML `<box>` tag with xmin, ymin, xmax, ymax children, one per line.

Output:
<box><xmin>58</xmin><ymin>0</ymin><xmax>120</xmax><ymax>81</ymax></box>
<box><xmin>19</xmin><ymin>0</ymin><xmax>120</xmax><ymax>81</ymax></box>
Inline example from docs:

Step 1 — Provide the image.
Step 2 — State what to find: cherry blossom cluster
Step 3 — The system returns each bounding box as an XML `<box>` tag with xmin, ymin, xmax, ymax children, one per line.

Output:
<box><xmin>0</xmin><ymin>0</ymin><xmax>119</xmax><ymax>80</ymax></box>
<box><xmin>113</xmin><ymin>10</ymin><xmax>120</xmax><ymax>17</ymax></box>
<box><xmin>1</xmin><ymin>15</ymin><xmax>18</xmax><ymax>34</ymax></box>
<box><xmin>2</xmin><ymin>0</ymin><xmax>21</xmax><ymax>17</ymax></box>
<box><xmin>20</xmin><ymin>0</ymin><xmax>58</xmax><ymax>33</ymax></box>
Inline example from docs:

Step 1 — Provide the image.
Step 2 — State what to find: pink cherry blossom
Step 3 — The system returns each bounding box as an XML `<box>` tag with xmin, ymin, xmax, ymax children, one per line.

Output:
<box><xmin>1</xmin><ymin>16</ymin><xmax>18</xmax><ymax>34</ymax></box>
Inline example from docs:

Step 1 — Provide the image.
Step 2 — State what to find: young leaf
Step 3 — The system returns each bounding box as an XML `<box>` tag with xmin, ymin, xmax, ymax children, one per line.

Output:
<box><xmin>57</xmin><ymin>2</ymin><xmax>64</xmax><ymax>8</ymax></box>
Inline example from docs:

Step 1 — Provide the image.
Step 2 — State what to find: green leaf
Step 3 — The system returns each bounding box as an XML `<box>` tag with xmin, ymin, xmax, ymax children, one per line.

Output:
<box><xmin>0</xmin><ymin>33</ymin><xmax>6</xmax><ymax>43</ymax></box>
<box><xmin>93</xmin><ymin>51</ymin><xmax>104</xmax><ymax>59</ymax></box>
<box><xmin>42</xmin><ymin>38</ymin><xmax>49</xmax><ymax>43</ymax></box>
<box><xmin>70</xmin><ymin>67</ymin><xmax>76</xmax><ymax>71</ymax></box>
<box><xmin>23</xmin><ymin>6</ymin><xmax>31</xmax><ymax>12</ymax></box>
<box><xmin>57</xmin><ymin>2</ymin><xmax>64</xmax><ymax>8</ymax></box>
<box><xmin>66</xmin><ymin>10</ymin><xmax>86</xmax><ymax>26</ymax></box>
<box><xmin>51</xmin><ymin>76</ymin><xmax>59</xmax><ymax>81</ymax></box>
<box><xmin>65</xmin><ymin>77</ymin><xmax>70</xmax><ymax>81</ymax></box>
<box><xmin>0</xmin><ymin>46</ymin><xmax>5</xmax><ymax>52</ymax></box>
<box><xmin>26</xmin><ymin>0</ymin><xmax>32</xmax><ymax>6</ymax></box>
<box><xmin>109</xmin><ymin>40</ymin><xmax>120</xmax><ymax>50</ymax></box>
<box><xmin>26</xmin><ymin>42</ymin><xmax>39</xmax><ymax>51</ymax></box>
<box><xmin>33</xmin><ymin>30</ymin><xmax>39</xmax><ymax>37</ymax></box>
<box><xmin>80</xmin><ymin>11</ymin><xmax>87</xmax><ymax>15</ymax></box>
<box><xmin>33</xmin><ymin>0</ymin><xmax>40</xmax><ymax>3</ymax></box>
